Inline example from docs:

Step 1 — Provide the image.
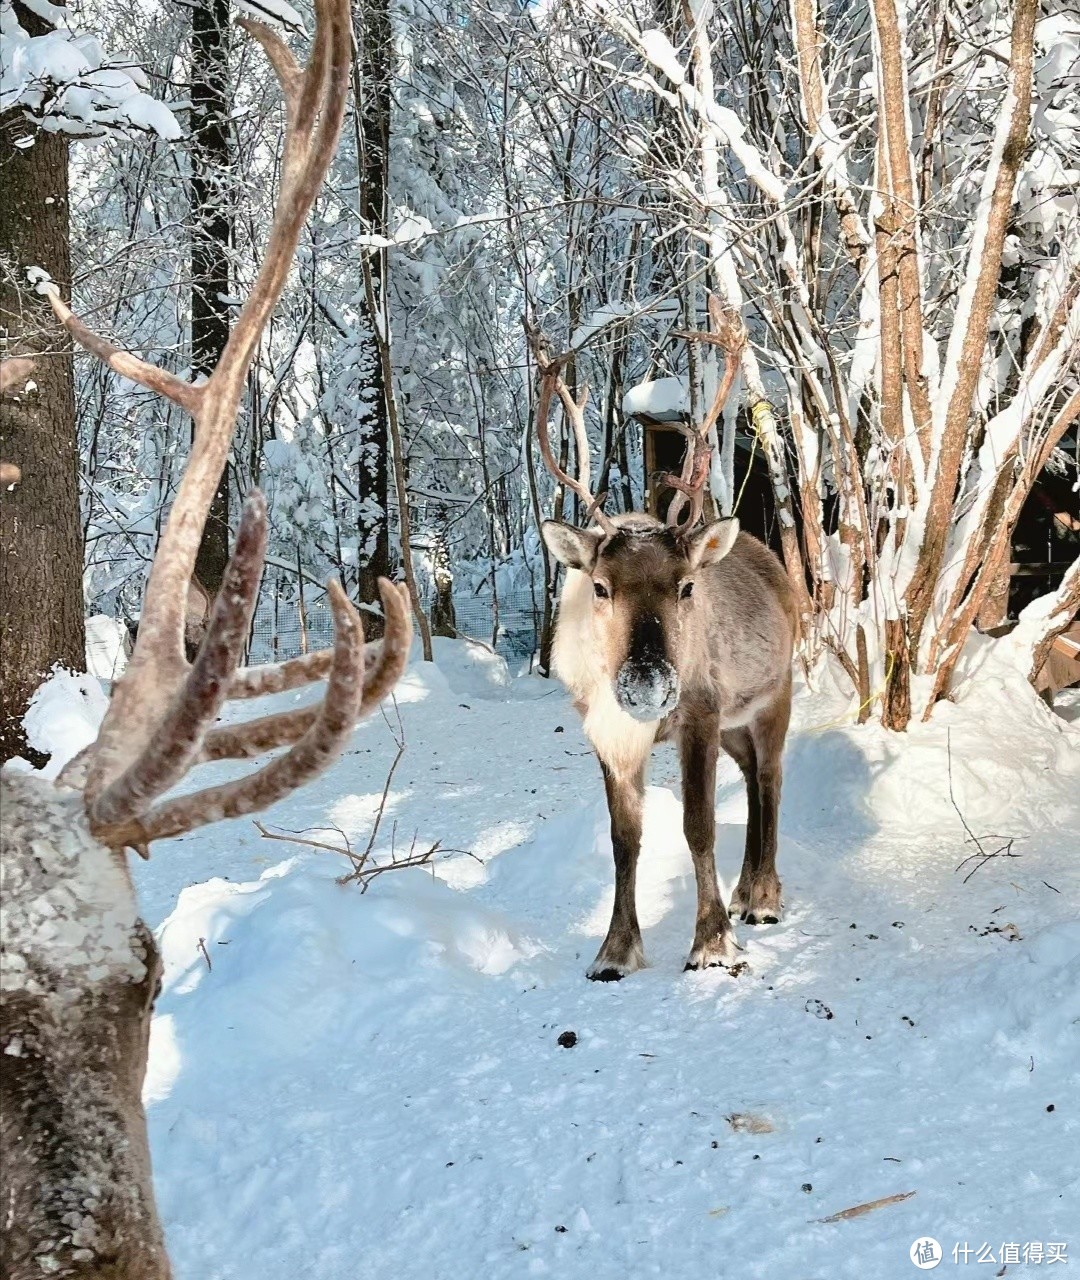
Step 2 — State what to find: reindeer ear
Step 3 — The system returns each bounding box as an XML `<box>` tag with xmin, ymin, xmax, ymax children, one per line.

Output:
<box><xmin>683</xmin><ymin>518</ymin><xmax>739</xmax><ymax>570</ymax></box>
<box><xmin>542</xmin><ymin>521</ymin><xmax>604</xmax><ymax>573</ymax></box>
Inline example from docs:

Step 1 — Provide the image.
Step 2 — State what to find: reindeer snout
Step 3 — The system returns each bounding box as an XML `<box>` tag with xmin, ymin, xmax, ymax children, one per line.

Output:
<box><xmin>615</xmin><ymin>661</ymin><xmax>680</xmax><ymax>721</ymax></box>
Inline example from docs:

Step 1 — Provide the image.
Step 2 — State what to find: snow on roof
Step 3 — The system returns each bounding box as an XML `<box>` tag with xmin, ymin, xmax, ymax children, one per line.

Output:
<box><xmin>622</xmin><ymin>375</ymin><xmax>690</xmax><ymax>421</ymax></box>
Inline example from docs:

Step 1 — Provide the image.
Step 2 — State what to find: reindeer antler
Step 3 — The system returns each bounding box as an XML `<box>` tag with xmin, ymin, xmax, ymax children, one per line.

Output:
<box><xmin>40</xmin><ymin>0</ymin><xmax>410</xmax><ymax>854</ymax></box>
<box><xmin>526</xmin><ymin>322</ymin><xmax>618</xmax><ymax>539</ymax></box>
<box><xmin>0</xmin><ymin>357</ymin><xmax>35</xmax><ymax>488</ymax></box>
<box><xmin>664</xmin><ymin>295</ymin><xmax>746</xmax><ymax>531</ymax></box>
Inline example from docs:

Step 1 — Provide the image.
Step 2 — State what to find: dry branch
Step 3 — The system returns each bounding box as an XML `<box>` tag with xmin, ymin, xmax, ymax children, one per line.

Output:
<box><xmin>815</xmin><ymin>1190</ymin><xmax>916</xmax><ymax>1223</ymax></box>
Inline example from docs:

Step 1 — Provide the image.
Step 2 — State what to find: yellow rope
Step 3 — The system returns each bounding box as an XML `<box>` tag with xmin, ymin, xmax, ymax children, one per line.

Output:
<box><xmin>732</xmin><ymin>428</ymin><xmax>758</xmax><ymax>515</ymax></box>
<box><xmin>803</xmin><ymin>651</ymin><xmax>896</xmax><ymax>733</ymax></box>
<box><xmin>728</xmin><ymin>398</ymin><xmax>774</xmax><ymax>515</ymax></box>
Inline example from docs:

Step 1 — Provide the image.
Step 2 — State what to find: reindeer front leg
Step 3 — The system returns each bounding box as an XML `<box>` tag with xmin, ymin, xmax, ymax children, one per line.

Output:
<box><xmin>681</xmin><ymin>720</ymin><xmax>741</xmax><ymax>970</ymax></box>
<box><xmin>588</xmin><ymin>760</ymin><xmax>647</xmax><ymax>980</ymax></box>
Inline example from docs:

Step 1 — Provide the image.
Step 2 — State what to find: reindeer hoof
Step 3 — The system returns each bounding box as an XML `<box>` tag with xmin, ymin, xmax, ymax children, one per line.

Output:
<box><xmin>731</xmin><ymin>880</ymin><xmax>783</xmax><ymax>925</ymax></box>
<box><xmin>684</xmin><ymin>931</ymin><xmax>741</xmax><ymax>971</ymax></box>
<box><xmin>587</xmin><ymin>939</ymin><xmax>646</xmax><ymax>982</ymax></box>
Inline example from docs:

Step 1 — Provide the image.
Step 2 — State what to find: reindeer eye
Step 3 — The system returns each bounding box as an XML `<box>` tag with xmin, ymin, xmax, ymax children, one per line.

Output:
<box><xmin>680</xmin><ymin>581</ymin><xmax>694</xmax><ymax>600</ymax></box>
<box><xmin>593</xmin><ymin>581</ymin><xmax>610</xmax><ymax>600</ymax></box>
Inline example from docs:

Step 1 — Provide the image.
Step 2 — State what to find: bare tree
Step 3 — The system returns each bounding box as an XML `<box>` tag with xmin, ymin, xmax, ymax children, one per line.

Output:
<box><xmin>190</xmin><ymin>0</ymin><xmax>234</xmax><ymax>593</ymax></box>
<box><xmin>578</xmin><ymin>0</ymin><xmax>1076</xmax><ymax>727</ymax></box>
<box><xmin>352</xmin><ymin>0</ymin><xmax>393</xmax><ymax>631</ymax></box>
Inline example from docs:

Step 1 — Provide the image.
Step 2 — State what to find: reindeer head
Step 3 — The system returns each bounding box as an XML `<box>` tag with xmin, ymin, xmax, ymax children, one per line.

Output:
<box><xmin>531</xmin><ymin>299</ymin><xmax>744</xmax><ymax>721</ymax></box>
<box><xmin>0</xmin><ymin>0</ymin><xmax>412</xmax><ymax>1271</ymax></box>
<box><xmin>542</xmin><ymin>513</ymin><xmax>739</xmax><ymax>720</ymax></box>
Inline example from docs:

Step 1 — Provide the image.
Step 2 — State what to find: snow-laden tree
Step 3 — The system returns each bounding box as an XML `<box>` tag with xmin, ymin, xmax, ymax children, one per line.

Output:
<box><xmin>0</xmin><ymin>0</ymin><xmax>178</xmax><ymax>762</ymax></box>
<box><xmin>46</xmin><ymin>0</ymin><xmax>1076</xmax><ymax>707</ymax></box>
<box><xmin>562</xmin><ymin>0</ymin><xmax>1079</xmax><ymax>727</ymax></box>
<box><xmin>1</xmin><ymin>0</ymin><xmax>180</xmax><ymax>135</ymax></box>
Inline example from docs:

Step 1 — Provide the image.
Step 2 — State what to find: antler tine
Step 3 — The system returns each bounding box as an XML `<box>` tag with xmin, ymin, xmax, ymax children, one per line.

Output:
<box><xmin>66</xmin><ymin>0</ymin><xmax>353</xmax><ymax>803</ymax></box>
<box><xmin>202</xmin><ymin>580</ymin><xmax>412</xmax><ymax>761</ymax></box>
<box><xmin>228</xmin><ymin>649</ymin><xmax>335</xmax><ymax>699</ymax></box>
<box><xmin>1</xmin><ymin>358</ymin><xmax>32</xmax><ymax>487</ymax></box>
<box><xmin>217</xmin><ymin>0</ymin><xmax>351</xmax><ymax>408</ymax></box>
<box><xmin>236</xmin><ymin>18</ymin><xmax>303</xmax><ymax>132</ymax></box>
<box><xmin>46</xmin><ymin>290</ymin><xmax>202</xmax><ymax>412</ymax></box>
<box><xmin>227</xmin><ymin>601</ymin><xmax>404</xmax><ymax>699</ymax></box>
<box><xmin>353</xmin><ymin>581</ymin><xmax>412</xmax><ymax>708</ymax></box>
<box><xmin>666</xmin><ymin>295</ymin><xmax>746</xmax><ymax>530</ymax></box>
<box><xmin>555</xmin><ymin>380</ymin><xmax>591</xmax><ymax>493</ymax></box>
<box><xmin>0</xmin><ymin>356</ymin><xmax>35</xmax><ymax>396</ymax></box>
<box><xmin>528</xmin><ymin>326</ymin><xmax>618</xmax><ymax>538</ymax></box>
<box><xmin>663</xmin><ymin>433</ymin><xmax>713</xmax><ymax>531</ymax></box>
<box><xmin>99</xmin><ymin>578</ymin><xmax>371</xmax><ymax>850</ymax></box>
<box><xmin>87</xmin><ymin>491</ymin><xmax>267</xmax><ymax>826</ymax></box>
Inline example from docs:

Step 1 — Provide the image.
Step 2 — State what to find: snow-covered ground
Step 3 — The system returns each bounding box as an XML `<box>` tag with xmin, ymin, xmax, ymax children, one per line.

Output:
<box><xmin>36</xmin><ymin>639</ymin><xmax>1080</xmax><ymax>1277</ymax></box>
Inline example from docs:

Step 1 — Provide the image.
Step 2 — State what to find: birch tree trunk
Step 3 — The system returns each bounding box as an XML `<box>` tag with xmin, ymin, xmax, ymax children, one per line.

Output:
<box><xmin>584</xmin><ymin>0</ymin><xmax>1066</xmax><ymax>728</ymax></box>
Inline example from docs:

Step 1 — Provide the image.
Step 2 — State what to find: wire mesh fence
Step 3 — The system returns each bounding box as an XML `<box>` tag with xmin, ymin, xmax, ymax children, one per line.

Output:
<box><xmin>247</xmin><ymin>574</ymin><xmax>544</xmax><ymax>666</ymax></box>
<box><xmin>447</xmin><ymin>591</ymin><xmax>544</xmax><ymax>661</ymax></box>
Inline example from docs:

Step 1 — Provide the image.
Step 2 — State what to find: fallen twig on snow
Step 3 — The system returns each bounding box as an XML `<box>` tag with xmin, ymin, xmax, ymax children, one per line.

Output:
<box><xmin>359</xmin><ymin>698</ymin><xmax>407</xmax><ymax>865</ymax></box>
<box><xmin>947</xmin><ymin>730</ymin><xmax>1022</xmax><ymax>883</ymax></box>
<box><xmin>253</xmin><ymin>817</ymin><xmax>476</xmax><ymax>891</ymax></box>
<box><xmin>815</xmin><ymin>1190</ymin><xmax>916</xmax><ymax>1223</ymax></box>
<box><xmin>253</xmin><ymin>699</ymin><xmax>478</xmax><ymax>887</ymax></box>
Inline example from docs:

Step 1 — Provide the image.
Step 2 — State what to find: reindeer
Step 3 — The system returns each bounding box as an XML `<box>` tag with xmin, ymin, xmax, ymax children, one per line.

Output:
<box><xmin>0</xmin><ymin>2</ymin><xmax>412</xmax><ymax>1273</ymax></box>
<box><xmin>532</xmin><ymin>306</ymin><xmax>797</xmax><ymax>980</ymax></box>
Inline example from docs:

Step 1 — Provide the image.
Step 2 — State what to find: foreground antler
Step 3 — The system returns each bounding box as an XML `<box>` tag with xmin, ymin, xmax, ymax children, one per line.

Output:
<box><xmin>527</xmin><ymin>323</ymin><xmax>618</xmax><ymax>539</ymax></box>
<box><xmin>0</xmin><ymin>2</ymin><xmax>410</xmax><ymax>1276</ymax></box>
<box><xmin>46</xmin><ymin>0</ymin><xmax>361</xmax><ymax>820</ymax></box>
<box><xmin>665</xmin><ymin>294</ymin><xmax>746</xmax><ymax>530</ymax></box>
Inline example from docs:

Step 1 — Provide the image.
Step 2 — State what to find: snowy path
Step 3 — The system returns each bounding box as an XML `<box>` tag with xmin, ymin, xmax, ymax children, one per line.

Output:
<box><xmin>136</xmin><ymin>643</ymin><xmax>1080</xmax><ymax>1279</ymax></box>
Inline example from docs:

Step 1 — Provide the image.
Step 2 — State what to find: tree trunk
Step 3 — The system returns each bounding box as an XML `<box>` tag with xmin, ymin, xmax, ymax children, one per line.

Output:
<box><xmin>352</xmin><ymin>0</ymin><xmax>392</xmax><ymax>634</ymax></box>
<box><xmin>190</xmin><ymin>0</ymin><xmax>232</xmax><ymax>594</ymax></box>
<box><xmin>0</xmin><ymin>24</ymin><xmax>86</xmax><ymax>764</ymax></box>
<box><xmin>430</xmin><ymin>524</ymin><xmax>456</xmax><ymax>638</ymax></box>
<box><xmin>881</xmin><ymin>616</ymin><xmax>911</xmax><ymax>731</ymax></box>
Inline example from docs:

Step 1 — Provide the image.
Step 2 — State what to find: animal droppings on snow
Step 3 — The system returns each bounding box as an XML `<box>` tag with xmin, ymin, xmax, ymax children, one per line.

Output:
<box><xmin>556</xmin><ymin>1030</ymin><xmax>577</xmax><ymax>1048</ymax></box>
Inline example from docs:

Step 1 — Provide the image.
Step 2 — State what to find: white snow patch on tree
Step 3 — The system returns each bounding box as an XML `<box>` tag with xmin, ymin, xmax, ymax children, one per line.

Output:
<box><xmin>0</xmin><ymin>0</ymin><xmax>180</xmax><ymax>139</ymax></box>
